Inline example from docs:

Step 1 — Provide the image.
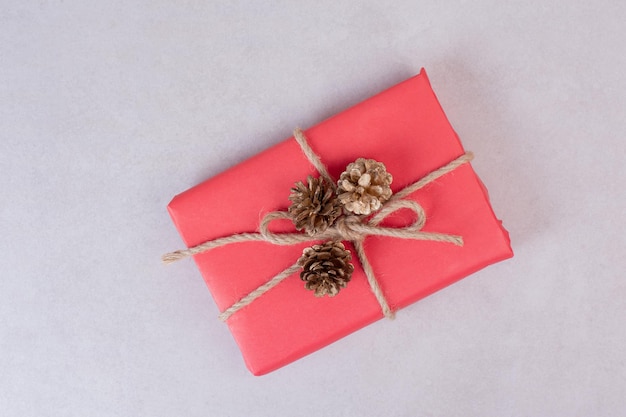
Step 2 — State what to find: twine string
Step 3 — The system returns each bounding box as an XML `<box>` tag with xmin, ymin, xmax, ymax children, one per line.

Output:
<box><xmin>293</xmin><ymin>127</ymin><xmax>336</xmax><ymax>189</ymax></box>
<box><xmin>217</xmin><ymin>263</ymin><xmax>302</xmax><ymax>322</ymax></box>
<box><xmin>353</xmin><ymin>239</ymin><xmax>394</xmax><ymax>319</ymax></box>
<box><xmin>163</xmin><ymin>128</ymin><xmax>473</xmax><ymax>321</ymax></box>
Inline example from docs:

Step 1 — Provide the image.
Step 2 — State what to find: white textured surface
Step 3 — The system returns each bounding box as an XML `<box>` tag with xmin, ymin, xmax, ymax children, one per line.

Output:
<box><xmin>2</xmin><ymin>1</ymin><xmax>625</xmax><ymax>416</ymax></box>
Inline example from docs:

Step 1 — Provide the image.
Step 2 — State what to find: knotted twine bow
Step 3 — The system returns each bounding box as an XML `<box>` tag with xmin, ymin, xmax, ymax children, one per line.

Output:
<box><xmin>163</xmin><ymin>128</ymin><xmax>474</xmax><ymax>321</ymax></box>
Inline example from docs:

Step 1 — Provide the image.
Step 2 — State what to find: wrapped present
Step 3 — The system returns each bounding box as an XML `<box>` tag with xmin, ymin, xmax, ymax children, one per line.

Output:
<box><xmin>164</xmin><ymin>69</ymin><xmax>513</xmax><ymax>375</ymax></box>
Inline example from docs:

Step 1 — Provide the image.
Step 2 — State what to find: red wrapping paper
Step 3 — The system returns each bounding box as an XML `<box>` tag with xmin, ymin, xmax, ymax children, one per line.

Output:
<box><xmin>167</xmin><ymin>69</ymin><xmax>513</xmax><ymax>375</ymax></box>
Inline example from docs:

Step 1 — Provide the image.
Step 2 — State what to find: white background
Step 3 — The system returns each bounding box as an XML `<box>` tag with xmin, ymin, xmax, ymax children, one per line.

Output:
<box><xmin>2</xmin><ymin>1</ymin><xmax>625</xmax><ymax>416</ymax></box>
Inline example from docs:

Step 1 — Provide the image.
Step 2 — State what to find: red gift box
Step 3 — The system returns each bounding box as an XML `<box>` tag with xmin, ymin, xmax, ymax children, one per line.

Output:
<box><xmin>166</xmin><ymin>69</ymin><xmax>513</xmax><ymax>375</ymax></box>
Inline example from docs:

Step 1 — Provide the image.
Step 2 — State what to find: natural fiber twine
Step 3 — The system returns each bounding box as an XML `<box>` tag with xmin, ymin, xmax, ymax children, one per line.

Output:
<box><xmin>163</xmin><ymin>128</ymin><xmax>473</xmax><ymax>321</ymax></box>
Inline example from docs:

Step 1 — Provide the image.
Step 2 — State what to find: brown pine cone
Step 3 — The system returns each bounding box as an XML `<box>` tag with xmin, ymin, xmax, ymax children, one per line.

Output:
<box><xmin>297</xmin><ymin>241</ymin><xmax>355</xmax><ymax>297</ymax></box>
<box><xmin>337</xmin><ymin>158</ymin><xmax>393</xmax><ymax>215</ymax></box>
<box><xmin>288</xmin><ymin>176</ymin><xmax>342</xmax><ymax>235</ymax></box>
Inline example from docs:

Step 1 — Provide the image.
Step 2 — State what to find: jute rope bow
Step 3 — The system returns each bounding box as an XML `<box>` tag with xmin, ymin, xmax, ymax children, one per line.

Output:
<box><xmin>163</xmin><ymin>128</ymin><xmax>474</xmax><ymax>321</ymax></box>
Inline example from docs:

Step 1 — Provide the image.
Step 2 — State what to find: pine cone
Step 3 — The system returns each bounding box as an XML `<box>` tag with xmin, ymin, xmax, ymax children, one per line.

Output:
<box><xmin>297</xmin><ymin>241</ymin><xmax>355</xmax><ymax>297</ymax></box>
<box><xmin>288</xmin><ymin>176</ymin><xmax>342</xmax><ymax>235</ymax></box>
<box><xmin>337</xmin><ymin>158</ymin><xmax>393</xmax><ymax>215</ymax></box>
